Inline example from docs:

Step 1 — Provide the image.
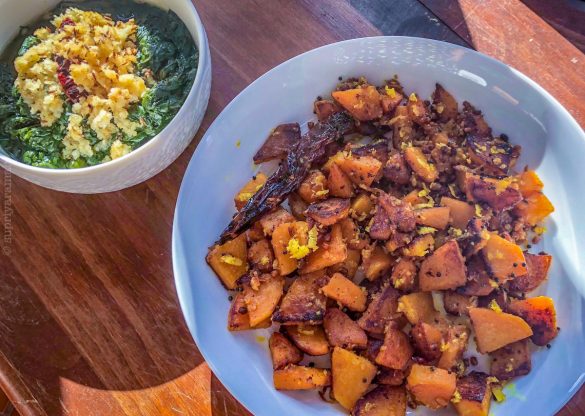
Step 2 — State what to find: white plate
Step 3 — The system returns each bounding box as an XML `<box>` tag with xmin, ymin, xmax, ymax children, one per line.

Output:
<box><xmin>173</xmin><ymin>37</ymin><xmax>585</xmax><ymax>415</ymax></box>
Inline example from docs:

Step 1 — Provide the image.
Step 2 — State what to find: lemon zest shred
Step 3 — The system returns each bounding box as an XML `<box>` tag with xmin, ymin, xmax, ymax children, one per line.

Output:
<box><xmin>220</xmin><ymin>255</ymin><xmax>243</xmax><ymax>266</ymax></box>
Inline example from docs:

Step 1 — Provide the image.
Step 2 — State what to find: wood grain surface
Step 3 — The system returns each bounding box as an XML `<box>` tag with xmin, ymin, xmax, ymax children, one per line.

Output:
<box><xmin>0</xmin><ymin>0</ymin><xmax>583</xmax><ymax>415</ymax></box>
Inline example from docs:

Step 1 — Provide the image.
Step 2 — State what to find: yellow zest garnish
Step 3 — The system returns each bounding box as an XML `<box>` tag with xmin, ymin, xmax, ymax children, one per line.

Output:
<box><xmin>489</xmin><ymin>299</ymin><xmax>503</xmax><ymax>313</ymax></box>
<box><xmin>307</xmin><ymin>226</ymin><xmax>319</xmax><ymax>252</ymax></box>
<box><xmin>409</xmin><ymin>93</ymin><xmax>417</xmax><ymax>102</ymax></box>
<box><xmin>413</xmin><ymin>202</ymin><xmax>434</xmax><ymax>209</ymax></box>
<box><xmin>220</xmin><ymin>255</ymin><xmax>243</xmax><ymax>266</ymax></box>
<box><xmin>440</xmin><ymin>342</ymin><xmax>449</xmax><ymax>352</ymax></box>
<box><xmin>475</xmin><ymin>204</ymin><xmax>483</xmax><ymax>217</ymax></box>
<box><xmin>451</xmin><ymin>390</ymin><xmax>462</xmax><ymax>404</ymax></box>
<box><xmin>489</xmin><ymin>279</ymin><xmax>500</xmax><ymax>289</ymax></box>
<box><xmin>436</xmin><ymin>103</ymin><xmax>444</xmax><ymax>114</ymax></box>
<box><xmin>236</xmin><ymin>192</ymin><xmax>254</xmax><ymax>202</ymax></box>
<box><xmin>259</xmin><ymin>256</ymin><xmax>270</xmax><ymax>265</ymax></box>
<box><xmin>286</xmin><ymin>238</ymin><xmax>310</xmax><ymax>260</ymax></box>
<box><xmin>255</xmin><ymin>184</ymin><xmax>264</xmax><ymax>191</ymax></box>
<box><xmin>492</xmin><ymin>384</ymin><xmax>506</xmax><ymax>403</ymax></box>
<box><xmin>495</xmin><ymin>177</ymin><xmax>516</xmax><ymax>195</ymax></box>
<box><xmin>448</xmin><ymin>183</ymin><xmax>458</xmax><ymax>197</ymax></box>
<box><xmin>451</xmin><ymin>227</ymin><xmax>463</xmax><ymax>237</ymax></box>
<box><xmin>418</xmin><ymin>226</ymin><xmax>437</xmax><ymax>235</ymax></box>
<box><xmin>418</xmin><ymin>186</ymin><xmax>429</xmax><ymax>197</ymax></box>
<box><xmin>236</xmin><ymin>140</ymin><xmax>241</xmax><ymax>148</ymax></box>
<box><xmin>255</xmin><ymin>335</ymin><xmax>266</xmax><ymax>343</ymax></box>
<box><xmin>400</xmin><ymin>141</ymin><xmax>411</xmax><ymax>150</ymax></box>
<box><xmin>385</xmin><ymin>86</ymin><xmax>397</xmax><ymax>98</ymax></box>
<box><xmin>534</xmin><ymin>226</ymin><xmax>547</xmax><ymax>235</ymax></box>
<box><xmin>315</xmin><ymin>189</ymin><xmax>329</xmax><ymax>197</ymax></box>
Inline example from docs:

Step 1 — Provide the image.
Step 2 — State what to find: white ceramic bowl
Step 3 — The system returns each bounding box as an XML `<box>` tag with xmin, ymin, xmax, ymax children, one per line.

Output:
<box><xmin>0</xmin><ymin>0</ymin><xmax>211</xmax><ymax>193</ymax></box>
<box><xmin>173</xmin><ymin>37</ymin><xmax>585</xmax><ymax>416</ymax></box>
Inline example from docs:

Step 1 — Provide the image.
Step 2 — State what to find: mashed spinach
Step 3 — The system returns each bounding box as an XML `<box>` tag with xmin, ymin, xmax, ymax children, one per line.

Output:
<box><xmin>0</xmin><ymin>0</ymin><xmax>198</xmax><ymax>168</ymax></box>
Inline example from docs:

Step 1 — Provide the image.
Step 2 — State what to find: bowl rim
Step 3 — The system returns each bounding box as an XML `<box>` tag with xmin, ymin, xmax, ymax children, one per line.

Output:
<box><xmin>0</xmin><ymin>0</ymin><xmax>208</xmax><ymax>174</ymax></box>
<box><xmin>172</xmin><ymin>35</ymin><xmax>585</xmax><ymax>416</ymax></box>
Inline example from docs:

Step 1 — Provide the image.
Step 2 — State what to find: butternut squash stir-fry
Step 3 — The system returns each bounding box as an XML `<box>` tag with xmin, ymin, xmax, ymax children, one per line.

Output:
<box><xmin>207</xmin><ymin>77</ymin><xmax>557</xmax><ymax>415</ymax></box>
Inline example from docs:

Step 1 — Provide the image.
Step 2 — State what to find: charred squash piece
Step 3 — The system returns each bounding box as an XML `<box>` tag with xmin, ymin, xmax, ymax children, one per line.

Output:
<box><xmin>271</xmin><ymin>221</ymin><xmax>308</xmax><ymax>276</ymax></box>
<box><xmin>350</xmin><ymin>193</ymin><xmax>375</xmax><ymax>221</ymax></box>
<box><xmin>443</xmin><ymin>291</ymin><xmax>477</xmax><ymax>316</ymax></box>
<box><xmin>324</xmin><ymin>308</ymin><xmax>368</xmax><ymax>350</ymax></box>
<box><xmin>337</xmin><ymin>155</ymin><xmax>383</xmax><ymax>187</ymax></box>
<box><xmin>369</xmin><ymin>205</ymin><xmax>392</xmax><ymax>240</ymax></box>
<box><xmin>361</xmin><ymin>245</ymin><xmax>394</xmax><ymax>281</ymax></box>
<box><xmin>383</xmin><ymin>152</ymin><xmax>411</xmax><ymax>185</ymax></box>
<box><xmin>298</xmin><ymin>170</ymin><xmax>329</xmax><ymax>203</ymax></box>
<box><xmin>376</xmin><ymin>368</ymin><xmax>406</xmax><ymax>386</ymax></box>
<box><xmin>469</xmin><ymin>307</ymin><xmax>533</xmax><ymax>353</ymax></box>
<box><xmin>432</xmin><ymin>83</ymin><xmax>458</xmax><ymax>122</ymax></box>
<box><xmin>378</xmin><ymin>192</ymin><xmax>417</xmax><ymax>232</ymax></box>
<box><xmin>419</xmin><ymin>240</ymin><xmax>467</xmax><ymax>291</ymax></box>
<box><xmin>259</xmin><ymin>207</ymin><xmax>295</xmax><ymax>237</ymax></box>
<box><xmin>247</xmin><ymin>238</ymin><xmax>274</xmax><ymax>272</ymax></box>
<box><xmin>288</xmin><ymin>192</ymin><xmax>308</xmax><ymax>220</ymax></box>
<box><xmin>243</xmin><ymin>275</ymin><xmax>285</xmax><ymax>327</ymax></box>
<box><xmin>285</xmin><ymin>325</ymin><xmax>330</xmax><ymax>356</ymax></box>
<box><xmin>466</xmin><ymin>134</ymin><xmax>519</xmax><ymax>176</ymax></box>
<box><xmin>407</xmin><ymin>364</ymin><xmax>456</xmax><ymax>409</ymax></box>
<box><xmin>508</xmin><ymin>252</ymin><xmax>552</xmax><ymax>294</ymax></box>
<box><xmin>507</xmin><ymin>296</ymin><xmax>558</xmax><ymax>346</ymax></box>
<box><xmin>490</xmin><ymin>340</ymin><xmax>531</xmax><ymax>380</ymax></box>
<box><xmin>462</xmin><ymin>101</ymin><xmax>491</xmax><ymax>137</ymax></box>
<box><xmin>227</xmin><ymin>293</ymin><xmax>251</xmax><ymax>331</ymax></box>
<box><xmin>358</xmin><ymin>283</ymin><xmax>400</xmax><ymax>335</ymax></box>
<box><xmin>332</xmin><ymin>347</ymin><xmax>378</xmax><ymax>410</ymax></box>
<box><xmin>314</xmin><ymin>99</ymin><xmax>342</xmax><ymax>122</ymax></box>
<box><xmin>402</xmin><ymin>234</ymin><xmax>435</xmax><ymax>258</ymax></box>
<box><xmin>253</xmin><ymin>123</ymin><xmax>301</xmax><ymax>164</ymax></box>
<box><xmin>458</xmin><ymin>255</ymin><xmax>495</xmax><ymax>297</ymax></box>
<box><xmin>482</xmin><ymin>233</ymin><xmax>527</xmax><ymax>283</ymax></box>
<box><xmin>340</xmin><ymin>218</ymin><xmax>369</xmax><ymax>250</ymax></box>
<box><xmin>220</xmin><ymin>112</ymin><xmax>353</xmax><ymax>243</ymax></box>
<box><xmin>411</xmin><ymin>322</ymin><xmax>443</xmax><ymax>361</ymax></box>
<box><xmin>235</xmin><ymin>173</ymin><xmax>268</xmax><ymax>210</ymax></box>
<box><xmin>391</xmin><ymin>258</ymin><xmax>417</xmax><ymax>292</ymax></box>
<box><xmin>329</xmin><ymin>248</ymin><xmax>361</xmax><ymax>279</ymax></box>
<box><xmin>207</xmin><ymin>233</ymin><xmax>248</xmax><ymax>289</ymax></box>
<box><xmin>273</xmin><ymin>271</ymin><xmax>327</xmax><ymax>325</ymax></box>
<box><xmin>269</xmin><ymin>332</ymin><xmax>303</xmax><ymax>370</ymax></box>
<box><xmin>518</xmin><ymin>170</ymin><xmax>543</xmax><ymax>196</ymax></box>
<box><xmin>306</xmin><ymin>198</ymin><xmax>350</xmax><ymax>226</ymax></box>
<box><xmin>437</xmin><ymin>325</ymin><xmax>469</xmax><ymax>371</ymax></box>
<box><xmin>352</xmin><ymin>385</ymin><xmax>407</xmax><ymax>416</ymax></box>
<box><xmin>332</xmin><ymin>85</ymin><xmax>383</xmax><ymax>121</ymax></box>
<box><xmin>453</xmin><ymin>372</ymin><xmax>492</xmax><ymax>416</ymax></box>
<box><xmin>457</xmin><ymin>169</ymin><xmax>522</xmax><ymax>212</ymax></box>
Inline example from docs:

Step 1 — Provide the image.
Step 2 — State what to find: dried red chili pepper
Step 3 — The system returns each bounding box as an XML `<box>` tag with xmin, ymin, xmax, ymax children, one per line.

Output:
<box><xmin>55</xmin><ymin>56</ymin><xmax>85</xmax><ymax>103</ymax></box>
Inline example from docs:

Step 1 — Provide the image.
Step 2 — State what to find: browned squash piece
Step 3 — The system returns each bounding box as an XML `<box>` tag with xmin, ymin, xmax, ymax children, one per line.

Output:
<box><xmin>314</xmin><ymin>99</ymin><xmax>341</xmax><ymax>121</ymax></box>
<box><xmin>490</xmin><ymin>339</ymin><xmax>531</xmax><ymax>380</ymax></box>
<box><xmin>462</xmin><ymin>102</ymin><xmax>491</xmax><ymax>137</ymax></box>
<box><xmin>443</xmin><ymin>291</ymin><xmax>477</xmax><ymax>316</ymax></box>
<box><xmin>378</xmin><ymin>192</ymin><xmax>417</xmax><ymax>232</ymax></box>
<box><xmin>247</xmin><ymin>238</ymin><xmax>274</xmax><ymax>272</ymax></box>
<box><xmin>407</xmin><ymin>93</ymin><xmax>430</xmax><ymax>125</ymax></box>
<box><xmin>381</xmin><ymin>87</ymin><xmax>404</xmax><ymax>114</ymax></box>
<box><xmin>340</xmin><ymin>218</ymin><xmax>369</xmax><ymax>250</ymax></box>
<box><xmin>285</xmin><ymin>325</ymin><xmax>330</xmax><ymax>356</ymax></box>
<box><xmin>330</xmin><ymin>248</ymin><xmax>361</xmax><ymax>278</ymax></box>
<box><xmin>453</xmin><ymin>371</ymin><xmax>492</xmax><ymax>416</ymax></box>
<box><xmin>227</xmin><ymin>293</ymin><xmax>251</xmax><ymax>331</ymax></box>
<box><xmin>245</xmin><ymin>221</ymin><xmax>265</xmax><ymax>243</ymax></box>
<box><xmin>419</xmin><ymin>240</ymin><xmax>467</xmax><ymax>291</ymax></box>
<box><xmin>358</xmin><ymin>283</ymin><xmax>400</xmax><ymax>335</ymax></box>
<box><xmin>482</xmin><ymin>233</ymin><xmax>527</xmax><ymax>283</ymax></box>
<box><xmin>269</xmin><ymin>332</ymin><xmax>303</xmax><ymax>370</ymax></box>
<box><xmin>234</xmin><ymin>173</ymin><xmax>268</xmax><ymax>210</ymax></box>
<box><xmin>391</xmin><ymin>258</ymin><xmax>417</xmax><ymax>292</ymax></box>
<box><xmin>403</xmin><ymin>189</ymin><xmax>426</xmax><ymax>206</ymax></box>
<box><xmin>337</xmin><ymin>155</ymin><xmax>383</xmax><ymax>187</ymax></box>
<box><xmin>298</xmin><ymin>170</ymin><xmax>329</xmax><ymax>203</ymax></box>
<box><xmin>274</xmin><ymin>365</ymin><xmax>331</xmax><ymax>390</ymax></box>
<box><xmin>398</xmin><ymin>292</ymin><xmax>437</xmax><ymax>325</ymax></box>
<box><xmin>324</xmin><ymin>308</ymin><xmax>368</xmax><ymax>350</ymax></box>
<box><xmin>271</xmin><ymin>221</ymin><xmax>309</xmax><ymax>276</ymax></box>
<box><xmin>406</xmin><ymin>364</ymin><xmax>456</xmax><ymax>409</ymax></box>
<box><xmin>507</xmin><ymin>296</ymin><xmax>558</xmax><ymax>346</ymax></box>
<box><xmin>369</xmin><ymin>205</ymin><xmax>392</xmax><ymax>240</ymax></box>
<box><xmin>253</xmin><ymin>123</ymin><xmax>300</xmax><ymax>164</ymax></box>
<box><xmin>518</xmin><ymin>170</ymin><xmax>543</xmax><ymax>196</ymax></box>
<box><xmin>508</xmin><ymin>252</ymin><xmax>552</xmax><ymax>294</ymax></box>
<box><xmin>351</xmin><ymin>193</ymin><xmax>375</xmax><ymax>221</ymax></box>
<box><xmin>302</xmin><ymin>223</ymin><xmax>347</xmax><ymax>274</ymax></box>
<box><xmin>377</xmin><ymin>368</ymin><xmax>406</xmax><ymax>386</ymax></box>
<box><xmin>437</xmin><ymin>325</ymin><xmax>469</xmax><ymax>371</ymax></box>
<box><xmin>402</xmin><ymin>234</ymin><xmax>435</xmax><ymax>258</ymax></box>
<box><xmin>259</xmin><ymin>207</ymin><xmax>295</xmax><ymax>237</ymax></box>
<box><xmin>273</xmin><ymin>271</ymin><xmax>327</xmax><ymax>325</ymax></box>
<box><xmin>459</xmin><ymin>218</ymin><xmax>490</xmax><ymax>258</ymax></box>
<box><xmin>243</xmin><ymin>276</ymin><xmax>285</xmax><ymax>327</ymax></box>
<box><xmin>322</xmin><ymin>272</ymin><xmax>367</xmax><ymax>312</ymax></box>
<box><xmin>513</xmin><ymin>192</ymin><xmax>554</xmax><ymax>226</ymax></box>
<box><xmin>466</xmin><ymin>134</ymin><xmax>519</xmax><ymax>176</ymax></box>
<box><xmin>411</xmin><ymin>322</ymin><xmax>443</xmax><ymax>361</ymax></box>
<box><xmin>432</xmin><ymin>83</ymin><xmax>458</xmax><ymax>122</ymax></box>
<box><xmin>404</xmin><ymin>147</ymin><xmax>438</xmax><ymax>183</ymax></box>
<box><xmin>362</xmin><ymin>245</ymin><xmax>394</xmax><ymax>281</ymax></box>
<box><xmin>459</xmin><ymin>255</ymin><xmax>495</xmax><ymax>297</ymax></box>
<box><xmin>332</xmin><ymin>85</ymin><xmax>383</xmax><ymax>121</ymax></box>
<box><xmin>306</xmin><ymin>198</ymin><xmax>351</xmax><ymax>226</ymax></box>
<box><xmin>469</xmin><ymin>307</ymin><xmax>533</xmax><ymax>353</ymax></box>
<box><xmin>385</xmin><ymin>231</ymin><xmax>412</xmax><ymax>253</ymax></box>
<box><xmin>391</xmin><ymin>105</ymin><xmax>414</xmax><ymax>148</ymax></box>
<box><xmin>288</xmin><ymin>192</ymin><xmax>308</xmax><ymax>220</ymax></box>
<box><xmin>376</xmin><ymin>327</ymin><xmax>414</xmax><ymax>370</ymax></box>
<box><xmin>207</xmin><ymin>233</ymin><xmax>248</xmax><ymax>289</ymax></box>
<box><xmin>440</xmin><ymin>197</ymin><xmax>475</xmax><ymax>230</ymax></box>
<box><xmin>332</xmin><ymin>347</ymin><xmax>378</xmax><ymax>410</ymax></box>
<box><xmin>352</xmin><ymin>385</ymin><xmax>407</xmax><ymax>416</ymax></box>
<box><xmin>457</xmin><ymin>169</ymin><xmax>522</xmax><ymax>212</ymax></box>
<box><xmin>328</xmin><ymin>163</ymin><xmax>355</xmax><ymax>198</ymax></box>
<box><xmin>415</xmin><ymin>207</ymin><xmax>451</xmax><ymax>230</ymax></box>
<box><xmin>383</xmin><ymin>152</ymin><xmax>411</xmax><ymax>185</ymax></box>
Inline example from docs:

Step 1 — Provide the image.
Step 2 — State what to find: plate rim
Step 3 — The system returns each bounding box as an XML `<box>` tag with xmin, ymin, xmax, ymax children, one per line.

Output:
<box><xmin>172</xmin><ymin>35</ymin><xmax>585</xmax><ymax>416</ymax></box>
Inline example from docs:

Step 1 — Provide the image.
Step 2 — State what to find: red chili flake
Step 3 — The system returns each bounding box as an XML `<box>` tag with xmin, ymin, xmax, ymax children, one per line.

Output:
<box><xmin>55</xmin><ymin>56</ymin><xmax>85</xmax><ymax>103</ymax></box>
<box><xmin>60</xmin><ymin>17</ymin><xmax>75</xmax><ymax>29</ymax></box>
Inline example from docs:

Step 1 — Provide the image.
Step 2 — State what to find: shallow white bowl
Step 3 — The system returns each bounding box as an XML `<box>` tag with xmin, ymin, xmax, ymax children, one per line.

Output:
<box><xmin>0</xmin><ymin>0</ymin><xmax>211</xmax><ymax>193</ymax></box>
<box><xmin>173</xmin><ymin>37</ymin><xmax>585</xmax><ymax>415</ymax></box>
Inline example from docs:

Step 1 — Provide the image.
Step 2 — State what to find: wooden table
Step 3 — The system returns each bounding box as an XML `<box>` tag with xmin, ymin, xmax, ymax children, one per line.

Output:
<box><xmin>1</xmin><ymin>1</ymin><xmax>584</xmax><ymax>415</ymax></box>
